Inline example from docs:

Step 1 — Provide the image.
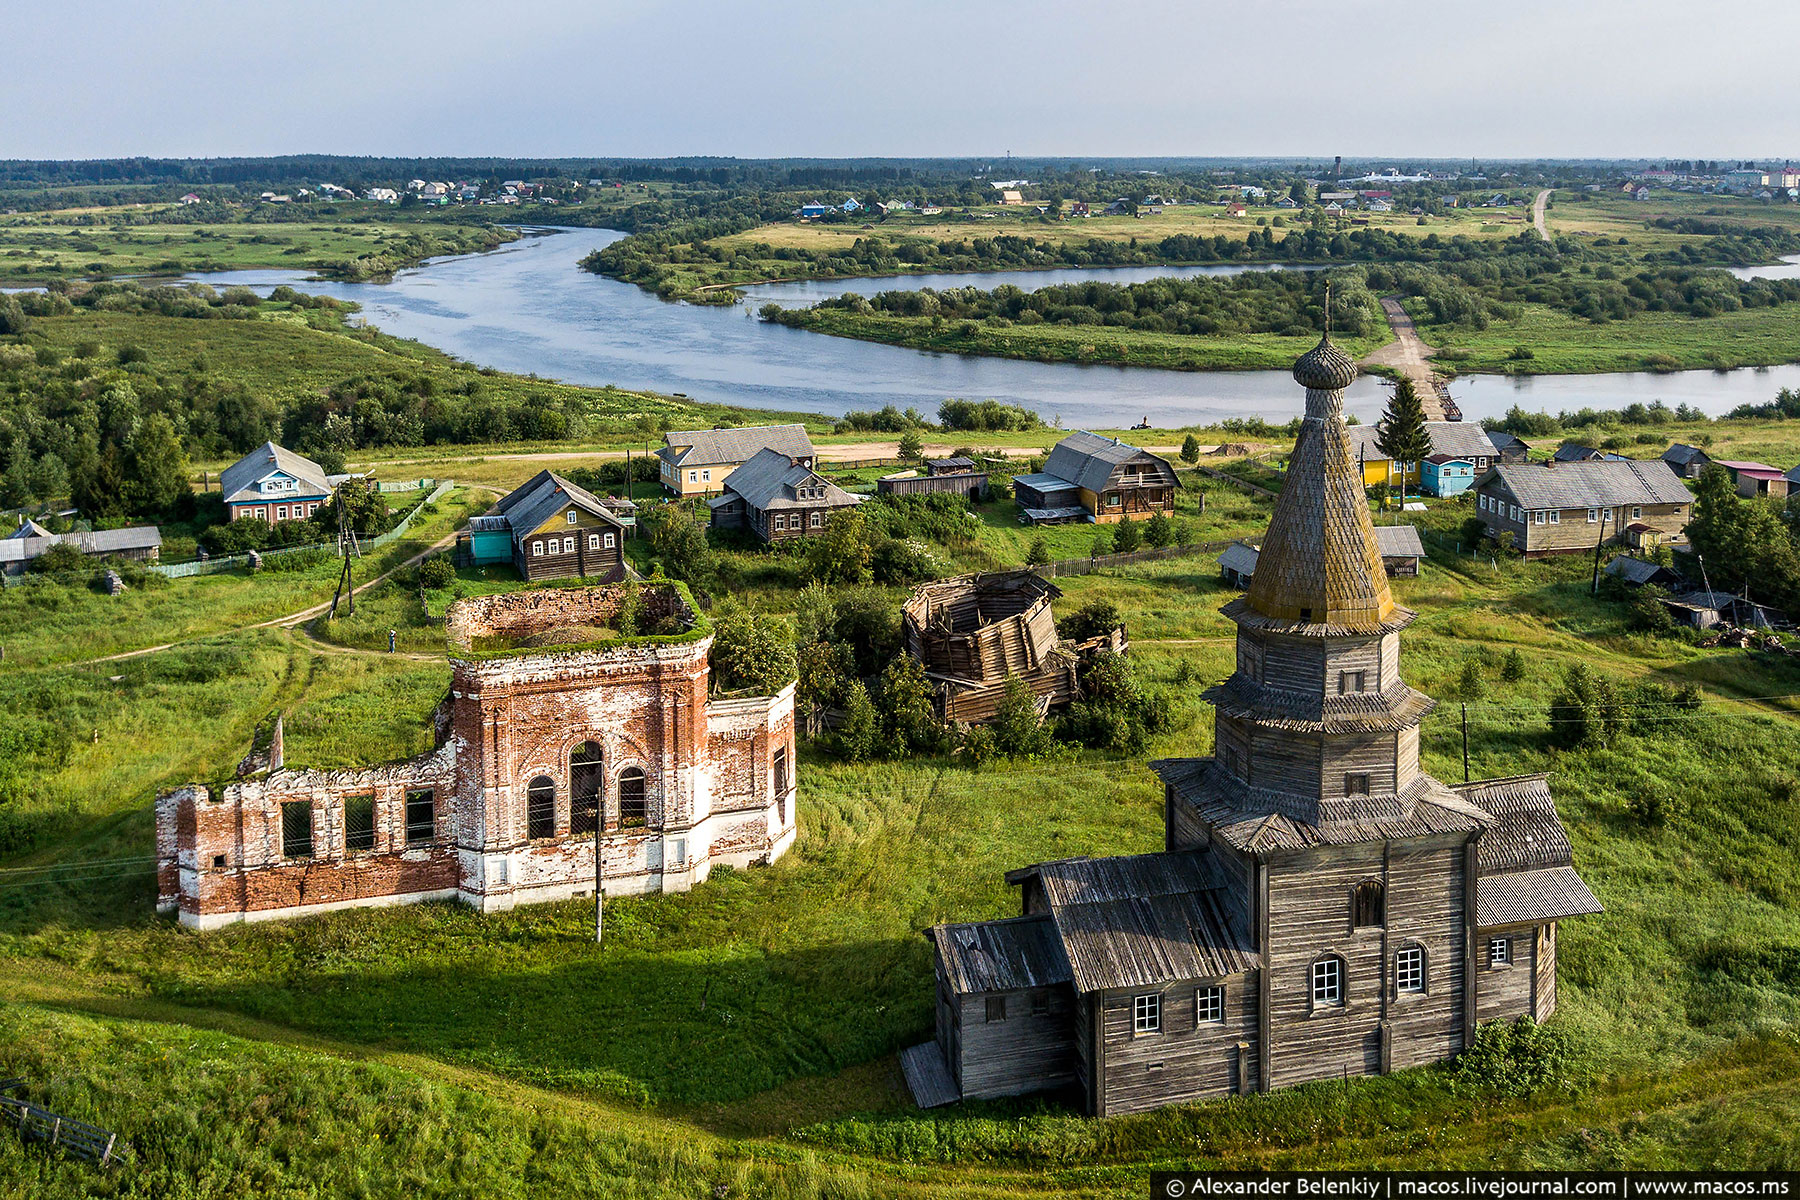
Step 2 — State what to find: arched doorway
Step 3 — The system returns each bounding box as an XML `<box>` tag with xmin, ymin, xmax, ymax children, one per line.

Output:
<box><xmin>571</xmin><ymin>741</ymin><xmax>603</xmax><ymax>835</ymax></box>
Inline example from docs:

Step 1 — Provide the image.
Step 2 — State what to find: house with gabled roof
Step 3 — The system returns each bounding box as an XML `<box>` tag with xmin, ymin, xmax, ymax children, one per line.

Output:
<box><xmin>908</xmin><ymin>335</ymin><xmax>1600</xmax><ymax>1117</ymax></box>
<box><xmin>708</xmin><ymin>448</ymin><xmax>861</xmax><ymax>545</ymax></box>
<box><xmin>1344</xmin><ymin>422</ymin><xmax>1500</xmax><ymax>489</ymax></box>
<box><xmin>1</xmin><ymin>520</ymin><xmax>163</xmax><ymax>577</ymax></box>
<box><xmin>658</xmin><ymin>424</ymin><xmax>815</xmax><ymax>498</ymax></box>
<box><xmin>1661</xmin><ymin>443</ymin><xmax>1711</xmax><ymax>479</ymax></box>
<box><xmin>476</xmin><ymin>470</ymin><xmax>628</xmax><ymax>582</ymax></box>
<box><xmin>1713</xmin><ymin>459</ymin><xmax>1790</xmax><ymax>500</ymax></box>
<box><xmin>1474</xmin><ymin>459</ymin><xmax>1692</xmax><ymax>555</ymax></box>
<box><xmin>218</xmin><ymin>442</ymin><xmax>354</xmax><ymax>526</ymax></box>
<box><xmin>1011</xmin><ymin>431</ymin><xmax>1179</xmax><ymax>525</ymax></box>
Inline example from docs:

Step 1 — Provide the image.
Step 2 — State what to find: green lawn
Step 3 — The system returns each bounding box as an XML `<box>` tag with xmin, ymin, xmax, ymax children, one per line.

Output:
<box><xmin>1424</xmin><ymin>301</ymin><xmax>1800</xmax><ymax>375</ymax></box>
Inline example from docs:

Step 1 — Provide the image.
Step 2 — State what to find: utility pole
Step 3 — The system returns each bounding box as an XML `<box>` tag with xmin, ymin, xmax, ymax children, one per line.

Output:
<box><xmin>594</xmin><ymin>816</ymin><xmax>604</xmax><ymax>946</ymax></box>
<box><xmin>1461</xmin><ymin>703</ymin><xmax>1470</xmax><ymax>783</ymax></box>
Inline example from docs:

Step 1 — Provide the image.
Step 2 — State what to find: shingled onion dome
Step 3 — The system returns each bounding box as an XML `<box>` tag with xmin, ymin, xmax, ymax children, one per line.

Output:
<box><xmin>1292</xmin><ymin>333</ymin><xmax>1359</xmax><ymax>394</ymax></box>
<box><xmin>1243</xmin><ymin>334</ymin><xmax>1397</xmax><ymax>630</ymax></box>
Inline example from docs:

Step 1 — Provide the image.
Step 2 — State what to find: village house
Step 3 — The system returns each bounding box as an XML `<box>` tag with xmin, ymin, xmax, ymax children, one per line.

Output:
<box><xmin>1714</xmin><ymin>459</ymin><xmax>1790</xmax><ymax>499</ymax></box>
<box><xmin>218</xmin><ymin>442</ymin><xmax>353</xmax><ymax>526</ymax></box>
<box><xmin>906</xmin><ymin>336</ymin><xmax>1599</xmax><ymax>1116</ymax></box>
<box><xmin>156</xmin><ymin>583</ymin><xmax>797</xmax><ymax>929</ymax></box>
<box><xmin>1</xmin><ymin>520</ymin><xmax>162</xmax><ymax>578</ymax></box>
<box><xmin>1420</xmin><ymin>455</ymin><xmax>1476</xmax><ymax>497</ymax></box>
<box><xmin>708</xmin><ymin>447</ymin><xmax>862</xmax><ymax>545</ymax></box>
<box><xmin>1011</xmin><ymin>431</ymin><xmax>1180</xmax><ymax>525</ymax></box>
<box><xmin>1661</xmin><ymin>444</ymin><xmax>1711</xmax><ymax>479</ymax></box>
<box><xmin>1473</xmin><ymin>459</ymin><xmax>1692</xmax><ymax>555</ymax></box>
<box><xmin>463</xmin><ymin>470</ymin><xmax>628</xmax><ymax>583</ymax></box>
<box><xmin>659</xmin><ymin>424</ymin><xmax>815</xmax><ymax>498</ymax></box>
<box><xmin>1604</xmin><ymin>556</ymin><xmax>1685</xmax><ymax>590</ymax></box>
<box><xmin>1344</xmin><ymin>422</ymin><xmax>1500</xmax><ymax>489</ymax></box>
<box><xmin>1551</xmin><ymin>444</ymin><xmax>1626</xmax><ymax>464</ymax></box>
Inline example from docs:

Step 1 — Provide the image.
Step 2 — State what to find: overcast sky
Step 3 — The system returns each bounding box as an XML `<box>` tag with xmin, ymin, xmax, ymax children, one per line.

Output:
<box><xmin>5</xmin><ymin>0</ymin><xmax>1796</xmax><ymax>162</ymax></box>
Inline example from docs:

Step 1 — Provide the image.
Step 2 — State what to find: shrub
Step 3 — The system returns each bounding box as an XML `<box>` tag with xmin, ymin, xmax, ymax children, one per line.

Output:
<box><xmin>1453</xmin><ymin>1017</ymin><xmax>1578</xmax><ymax>1097</ymax></box>
<box><xmin>25</xmin><ymin>543</ymin><xmax>88</xmax><ymax>575</ymax></box>
<box><xmin>1501</xmin><ymin>648</ymin><xmax>1527</xmax><ymax>683</ymax></box>
<box><xmin>991</xmin><ymin>675</ymin><xmax>1053</xmax><ymax>758</ymax></box>
<box><xmin>709</xmin><ymin>602</ymin><xmax>797</xmax><ymax>694</ymax></box>
<box><xmin>1058</xmin><ymin>599</ymin><xmax>1121</xmax><ymax>643</ymax></box>
<box><xmin>1112</xmin><ymin>515</ymin><xmax>1142</xmax><ymax>553</ymax></box>
<box><xmin>417</xmin><ymin>556</ymin><xmax>455</xmax><ymax>590</ymax></box>
<box><xmin>1025</xmin><ymin>535</ymin><xmax>1051</xmax><ymax>567</ymax></box>
<box><xmin>1143</xmin><ymin>511</ymin><xmax>1174</xmax><ymax>548</ymax></box>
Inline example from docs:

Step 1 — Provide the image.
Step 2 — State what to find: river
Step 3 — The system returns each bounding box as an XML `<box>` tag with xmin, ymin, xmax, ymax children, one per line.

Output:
<box><xmin>189</xmin><ymin>227</ymin><xmax>1800</xmax><ymax>426</ymax></box>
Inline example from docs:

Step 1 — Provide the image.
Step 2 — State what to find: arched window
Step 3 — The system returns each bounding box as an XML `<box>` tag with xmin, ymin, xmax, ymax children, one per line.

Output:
<box><xmin>1351</xmin><ymin>879</ymin><xmax>1384</xmax><ymax>929</ymax></box>
<box><xmin>1310</xmin><ymin>955</ymin><xmax>1345</xmax><ymax>1008</ymax></box>
<box><xmin>526</xmin><ymin>775</ymin><xmax>556</xmax><ymax>840</ymax></box>
<box><xmin>619</xmin><ymin>767</ymin><xmax>647</xmax><ymax>829</ymax></box>
<box><xmin>1395</xmin><ymin>944</ymin><xmax>1427</xmax><ymax>994</ymax></box>
<box><xmin>570</xmin><ymin>742</ymin><xmax>603</xmax><ymax>836</ymax></box>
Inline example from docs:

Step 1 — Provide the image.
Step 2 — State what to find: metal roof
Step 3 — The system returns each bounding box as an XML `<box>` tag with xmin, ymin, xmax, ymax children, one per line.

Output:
<box><xmin>721</xmin><ymin>447</ymin><xmax>861</xmax><ymax>512</ymax></box>
<box><xmin>0</xmin><ymin>525</ymin><xmax>161</xmax><ymax>566</ymax></box>
<box><xmin>489</xmin><ymin>470</ymin><xmax>624</xmax><ymax>546</ymax></box>
<box><xmin>1479</xmin><ymin>459</ymin><xmax>1692</xmax><ymax>510</ymax></box>
<box><xmin>1346</xmin><ymin>421</ymin><xmax>1498</xmax><ymax>463</ymax></box>
<box><xmin>218</xmin><ymin>442</ymin><xmax>333</xmax><ymax>505</ymax></box>
<box><xmin>660</xmin><ymin>423</ymin><xmax>813</xmax><ymax>468</ymax></box>
<box><xmin>1041</xmin><ymin>431</ymin><xmax>1178</xmax><ymax>494</ymax></box>
<box><xmin>1217</xmin><ymin>541</ymin><xmax>1260</xmax><ymax>576</ymax></box>
<box><xmin>1662</xmin><ymin>444</ymin><xmax>1710</xmax><ymax>466</ymax></box>
<box><xmin>1605</xmin><ymin>556</ymin><xmax>1681</xmax><ymax>586</ymax></box>
<box><xmin>1011</xmin><ymin>472</ymin><xmax>1080</xmax><ymax>493</ymax></box>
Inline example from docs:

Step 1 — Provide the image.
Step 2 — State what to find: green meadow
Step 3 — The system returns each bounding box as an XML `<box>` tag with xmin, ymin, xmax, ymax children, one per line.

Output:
<box><xmin>5</xmin><ymin>479</ymin><xmax>1800</xmax><ymax>1192</ymax></box>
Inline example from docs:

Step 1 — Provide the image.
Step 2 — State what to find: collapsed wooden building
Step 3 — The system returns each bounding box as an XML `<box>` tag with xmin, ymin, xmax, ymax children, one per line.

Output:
<box><xmin>901</xmin><ymin>571</ymin><xmax>1126</xmax><ymax>724</ymax></box>
<box><xmin>908</xmin><ymin>335</ymin><xmax>1602</xmax><ymax>1117</ymax></box>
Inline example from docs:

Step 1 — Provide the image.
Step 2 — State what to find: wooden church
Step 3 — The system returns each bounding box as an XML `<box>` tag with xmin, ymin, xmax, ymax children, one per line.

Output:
<box><xmin>905</xmin><ymin>334</ymin><xmax>1602</xmax><ymax>1117</ymax></box>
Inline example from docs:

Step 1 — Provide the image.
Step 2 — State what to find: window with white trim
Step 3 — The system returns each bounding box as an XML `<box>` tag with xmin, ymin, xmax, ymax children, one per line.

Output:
<box><xmin>567</xmin><ymin>510</ymin><xmax>578</xmax><ymax>524</ymax></box>
<box><xmin>1534</xmin><ymin>510</ymin><xmax>1546</xmax><ymax>525</ymax></box>
<box><xmin>1489</xmin><ymin>936</ymin><xmax>1511</xmax><ymax>966</ymax></box>
<box><xmin>1632</xmin><ymin>506</ymin><xmax>1643</xmax><ymax>520</ymax></box>
<box><xmin>562</xmin><ymin>536</ymin><xmax>574</xmax><ymax>553</ymax></box>
<box><xmin>531</xmin><ymin>540</ymin><xmax>543</xmax><ymax>556</ymax></box>
<box><xmin>1396</xmin><ymin>945</ymin><xmax>1425</xmax><ymax>993</ymax></box>
<box><xmin>810</xmin><ymin>511</ymin><xmax>822</xmax><ymax>528</ymax></box>
<box><xmin>588</xmin><ymin>533</ymin><xmax>600</xmax><ymax>550</ymax></box>
<box><xmin>1196</xmin><ymin>984</ymin><xmax>1224</xmax><ymax>1024</ymax></box>
<box><xmin>689</xmin><ymin>471</ymin><xmax>698</xmax><ymax>483</ymax></box>
<box><xmin>702</xmin><ymin>469</ymin><xmax>711</xmax><ymax>482</ymax></box>
<box><xmin>1603</xmin><ymin>508</ymin><xmax>1614</xmax><ymax>522</ymax></box>
<box><xmin>1311</xmin><ymin>957</ymin><xmax>1344</xmax><ymax>1006</ymax></box>
<box><xmin>603</xmin><ymin>532</ymin><xmax>615</xmax><ymax>549</ymax></box>
<box><xmin>773</xmin><ymin>514</ymin><xmax>786</xmax><ymax>531</ymax></box>
<box><xmin>1133</xmin><ymin>992</ymin><xmax>1161</xmax><ymax>1034</ymax></box>
<box><xmin>1587</xmin><ymin>508</ymin><xmax>1598</xmax><ymax>523</ymax></box>
<box><xmin>276</xmin><ymin>506</ymin><xmax>288</xmax><ymax>521</ymax></box>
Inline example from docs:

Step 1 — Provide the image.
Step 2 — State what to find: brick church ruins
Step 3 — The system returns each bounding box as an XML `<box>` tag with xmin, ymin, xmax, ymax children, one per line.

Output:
<box><xmin>157</xmin><ymin>583</ymin><xmax>796</xmax><ymax>929</ymax></box>
<box><xmin>908</xmin><ymin>335</ymin><xmax>1602</xmax><ymax>1116</ymax></box>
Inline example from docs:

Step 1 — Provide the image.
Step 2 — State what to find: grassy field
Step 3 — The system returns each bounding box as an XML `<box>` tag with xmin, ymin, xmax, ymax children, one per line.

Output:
<box><xmin>5</xmin><ymin>469</ymin><xmax>1800</xmax><ymax>1190</ymax></box>
<box><xmin>0</xmin><ymin>206</ymin><xmax>519</xmax><ymax>283</ymax></box>
<box><xmin>1419</xmin><ymin>300</ymin><xmax>1800</xmax><ymax>375</ymax></box>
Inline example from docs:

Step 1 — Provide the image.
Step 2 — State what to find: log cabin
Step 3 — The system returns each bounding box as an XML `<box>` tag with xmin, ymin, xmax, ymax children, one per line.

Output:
<box><xmin>708</xmin><ymin>447</ymin><xmax>862</xmax><ymax>545</ymax></box>
<box><xmin>907</xmin><ymin>335</ymin><xmax>1602</xmax><ymax>1117</ymax></box>
<box><xmin>486</xmin><ymin>470</ymin><xmax>628</xmax><ymax>582</ymax></box>
<box><xmin>659</xmin><ymin>424</ymin><xmax>815</xmax><ymax>498</ymax></box>
<box><xmin>1012</xmin><ymin>432</ymin><xmax>1179</xmax><ymax>525</ymax></box>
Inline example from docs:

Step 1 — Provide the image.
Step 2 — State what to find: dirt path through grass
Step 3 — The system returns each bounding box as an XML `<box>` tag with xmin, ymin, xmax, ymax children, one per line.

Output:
<box><xmin>1534</xmin><ymin>189</ymin><xmax>1553</xmax><ymax>241</ymax></box>
<box><xmin>1361</xmin><ymin>297</ymin><xmax>1455</xmax><ymax>419</ymax></box>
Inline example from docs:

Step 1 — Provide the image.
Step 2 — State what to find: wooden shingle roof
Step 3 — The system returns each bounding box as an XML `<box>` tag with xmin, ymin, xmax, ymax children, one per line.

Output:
<box><xmin>929</xmin><ymin>915</ymin><xmax>1071</xmax><ymax>994</ymax></box>
<box><xmin>1002</xmin><ymin>852</ymin><xmax>1259</xmax><ymax>992</ymax></box>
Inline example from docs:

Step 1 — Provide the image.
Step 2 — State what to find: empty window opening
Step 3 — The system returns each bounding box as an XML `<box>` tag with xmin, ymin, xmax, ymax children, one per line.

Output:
<box><xmin>619</xmin><ymin>766</ymin><xmax>648</xmax><ymax>829</ymax></box>
<box><xmin>1344</xmin><ymin>772</ymin><xmax>1371</xmax><ymax>796</ymax></box>
<box><xmin>281</xmin><ymin>801</ymin><xmax>313</xmax><ymax>860</ymax></box>
<box><xmin>527</xmin><ymin>775</ymin><xmax>557</xmax><ymax>840</ymax></box>
<box><xmin>986</xmin><ymin>995</ymin><xmax>1007</xmax><ymax>1023</ymax></box>
<box><xmin>405</xmin><ymin>789</ymin><xmax>435</xmax><ymax>843</ymax></box>
<box><xmin>571</xmin><ymin>741</ymin><xmax>603</xmax><ymax>835</ymax></box>
<box><xmin>1352</xmin><ymin>879</ymin><xmax>1384</xmax><ymax>928</ymax></box>
<box><xmin>345</xmin><ymin>794</ymin><xmax>375</xmax><ymax>854</ymax></box>
<box><xmin>1031</xmin><ymin>991</ymin><xmax>1050</xmax><ymax>1017</ymax></box>
<box><xmin>1339</xmin><ymin>670</ymin><xmax>1367</xmax><ymax>694</ymax></box>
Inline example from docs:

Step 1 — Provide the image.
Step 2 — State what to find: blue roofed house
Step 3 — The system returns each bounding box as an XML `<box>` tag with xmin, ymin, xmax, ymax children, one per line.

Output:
<box><xmin>1421</xmin><ymin>454</ymin><xmax>1477</xmax><ymax>497</ymax></box>
<box><xmin>798</xmin><ymin>203</ymin><xmax>833</xmax><ymax>218</ymax></box>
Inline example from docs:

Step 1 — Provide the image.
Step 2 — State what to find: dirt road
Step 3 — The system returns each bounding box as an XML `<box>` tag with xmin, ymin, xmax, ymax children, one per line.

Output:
<box><xmin>1359</xmin><ymin>297</ymin><xmax>1456</xmax><ymax>420</ymax></box>
<box><xmin>1533</xmin><ymin>189</ymin><xmax>1552</xmax><ymax>241</ymax></box>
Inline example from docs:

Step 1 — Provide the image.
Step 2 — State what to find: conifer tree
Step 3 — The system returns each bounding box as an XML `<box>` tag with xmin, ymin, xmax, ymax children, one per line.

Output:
<box><xmin>1375</xmin><ymin>380</ymin><xmax>1432</xmax><ymax>502</ymax></box>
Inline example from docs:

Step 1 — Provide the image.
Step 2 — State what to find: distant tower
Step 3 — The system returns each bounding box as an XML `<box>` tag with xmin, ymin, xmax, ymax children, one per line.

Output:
<box><xmin>1333</xmin><ymin>155</ymin><xmax>1342</xmax><ymax>178</ymax></box>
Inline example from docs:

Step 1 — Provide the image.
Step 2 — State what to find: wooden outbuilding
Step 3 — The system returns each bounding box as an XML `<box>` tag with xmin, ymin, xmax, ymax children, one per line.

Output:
<box><xmin>913</xmin><ymin>335</ymin><xmax>1600</xmax><ymax>1116</ymax></box>
<box><xmin>876</xmin><ymin>457</ymin><xmax>990</xmax><ymax>500</ymax></box>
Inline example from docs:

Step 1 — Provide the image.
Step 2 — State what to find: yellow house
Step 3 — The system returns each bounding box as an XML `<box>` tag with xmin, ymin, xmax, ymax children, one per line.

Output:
<box><xmin>658</xmin><ymin>424</ymin><xmax>815</xmax><ymax>498</ymax></box>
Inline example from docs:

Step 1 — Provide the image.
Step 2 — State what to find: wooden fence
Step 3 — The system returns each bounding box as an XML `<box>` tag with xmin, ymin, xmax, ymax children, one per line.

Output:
<box><xmin>1029</xmin><ymin>539</ymin><xmax>1235</xmax><ymax>579</ymax></box>
<box><xmin>148</xmin><ymin>480</ymin><xmax>454</xmax><ymax>579</ymax></box>
<box><xmin>0</xmin><ymin>1079</ymin><xmax>122</xmax><ymax>1167</ymax></box>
